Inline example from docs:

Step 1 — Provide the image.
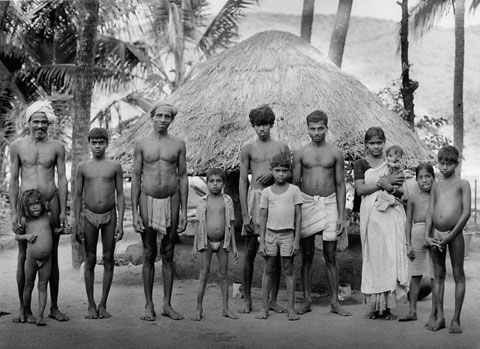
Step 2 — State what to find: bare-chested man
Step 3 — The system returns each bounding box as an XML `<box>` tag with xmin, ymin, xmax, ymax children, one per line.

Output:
<box><xmin>9</xmin><ymin>100</ymin><xmax>68</xmax><ymax>323</ymax></box>
<box><xmin>74</xmin><ymin>127</ymin><xmax>125</xmax><ymax>319</ymax></box>
<box><xmin>238</xmin><ymin>105</ymin><xmax>290</xmax><ymax>314</ymax></box>
<box><xmin>292</xmin><ymin>110</ymin><xmax>350</xmax><ymax>317</ymax></box>
<box><xmin>132</xmin><ymin>101</ymin><xmax>188</xmax><ymax>321</ymax></box>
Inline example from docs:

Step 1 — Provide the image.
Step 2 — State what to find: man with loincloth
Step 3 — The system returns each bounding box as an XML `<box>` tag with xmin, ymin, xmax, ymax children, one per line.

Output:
<box><xmin>292</xmin><ymin>110</ymin><xmax>350</xmax><ymax>316</ymax></box>
<box><xmin>132</xmin><ymin>101</ymin><xmax>188</xmax><ymax>321</ymax></box>
<box><xmin>238</xmin><ymin>105</ymin><xmax>290</xmax><ymax>314</ymax></box>
<box><xmin>9</xmin><ymin>100</ymin><xmax>69</xmax><ymax>323</ymax></box>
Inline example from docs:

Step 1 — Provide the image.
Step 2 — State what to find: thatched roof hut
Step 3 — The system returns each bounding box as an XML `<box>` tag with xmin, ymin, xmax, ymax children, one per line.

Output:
<box><xmin>111</xmin><ymin>30</ymin><xmax>433</xmax><ymax>176</ymax></box>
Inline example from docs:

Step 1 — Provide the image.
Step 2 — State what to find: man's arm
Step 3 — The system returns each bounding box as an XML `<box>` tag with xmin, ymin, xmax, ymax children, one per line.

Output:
<box><xmin>73</xmin><ymin>163</ymin><xmax>84</xmax><ymax>242</ymax></box>
<box><xmin>291</xmin><ymin>149</ymin><xmax>302</xmax><ymax>186</ymax></box>
<box><xmin>447</xmin><ymin>180</ymin><xmax>472</xmax><ymax>241</ymax></box>
<box><xmin>334</xmin><ymin>149</ymin><xmax>346</xmax><ymax>235</ymax></box>
<box><xmin>115</xmin><ymin>163</ymin><xmax>126</xmax><ymax>241</ymax></box>
<box><xmin>239</xmin><ymin>145</ymin><xmax>252</xmax><ymax>232</ymax></box>
<box><xmin>56</xmin><ymin>143</ymin><xmax>67</xmax><ymax>227</ymax></box>
<box><xmin>258</xmin><ymin>207</ymin><xmax>268</xmax><ymax>256</ymax></box>
<box><xmin>8</xmin><ymin>141</ymin><xmax>22</xmax><ymax>234</ymax></box>
<box><xmin>293</xmin><ymin>204</ymin><xmax>302</xmax><ymax>255</ymax></box>
<box><xmin>177</xmin><ymin>140</ymin><xmax>188</xmax><ymax>233</ymax></box>
<box><xmin>131</xmin><ymin>142</ymin><xmax>144</xmax><ymax>233</ymax></box>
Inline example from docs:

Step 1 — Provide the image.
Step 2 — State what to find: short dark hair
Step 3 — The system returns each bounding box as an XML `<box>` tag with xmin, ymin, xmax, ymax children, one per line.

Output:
<box><xmin>88</xmin><ymin>127</ymin><xmax>109</xmax><ymax>144</ymax></box>
<box><xmin>364</xmin><ymin>127</ymin><xmax>386</xmax><ymax>143</ymax></box>
<box><xmin>437</xmin><ymin>145</ymin><xmax>459</xmax><ymax>164</ymax></box>
<box><xmin>206</xmin><ymin>168</ymin><xmax>226</xmax><ymax>182</ymax></box>
<box><xmin>249</xmin><ymin>105</ymin><xmax>275</xmax><ymax>126</ymax></box>
<box><xmin>270</xmin><ymin>153</ymin><xmax>291</xmax><ymax>169</ymax></box>
<box><xmin>306</xmin><ymin>110</ymin><xmax>328</xmax><ymax>126</ymax></box>
<box><xmin>386</xmin><ymin>145</ymin><xmax>404</xmax><ymax>157</ymax></box>
<box><xmin>21</xmin><ymin>189</ymin><xmax>45</xmax><ymax>219</ymax></box>
<box><xmin>415</xmin><ymin>162</ymin><xmax>435</xmax><ymax>179</ymax></box>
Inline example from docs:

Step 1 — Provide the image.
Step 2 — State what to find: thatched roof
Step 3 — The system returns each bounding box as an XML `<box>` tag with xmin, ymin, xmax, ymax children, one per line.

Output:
<box><xmin>111</xmin><ymin>30</ymin><xmax>433</xmax><ymax>176</ymax></box>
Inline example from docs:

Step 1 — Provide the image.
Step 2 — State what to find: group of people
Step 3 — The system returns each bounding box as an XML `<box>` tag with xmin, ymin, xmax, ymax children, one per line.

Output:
<box><xmin>9</xmin><ymin>100</ymin><xmax>469</xmax><ymax>334</ymax></box>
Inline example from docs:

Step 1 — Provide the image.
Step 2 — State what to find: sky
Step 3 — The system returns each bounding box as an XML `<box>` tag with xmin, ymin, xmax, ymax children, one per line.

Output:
<box><xmin>208</xmin><ymin>0</ymin><xmax>480</xmax><ymax>27</ymax></box>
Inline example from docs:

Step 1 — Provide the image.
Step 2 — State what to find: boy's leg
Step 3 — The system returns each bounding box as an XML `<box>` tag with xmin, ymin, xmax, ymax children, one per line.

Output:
<box><xmin>429</xmin><ymin>246</ymin><xmax>447</xmax><ymax>331</ymax></box>
<box><xmin>269</xmin><ymin>254</ymin><xmax>286</xmax><ymax>313</ymax></box>
<box><xmin>448</xmin><ymin>234</ymin><xmax>466</xmax><ymax>334</ymax></box>
<box><xmin>140</xmin><ymin>225</ymin><xmax>158</xmax><ymax>321</ymax></box>
<box><xmin>256</xmin><ymin>256</ymin><xmax>275</xmax><ymax>319</ymax></box>
<box><xmin>23</xmin><ymin>255</ymin><xmax>38</xmax><ymax>323</ymax></box>
<box><xmin>427</xmin><ymin>277</ymin><xmax>437</xmax><ymax>326</ymax></box>
<box><xmin>217</xmin><ymin>248</ymin><xmax>238</xmax><ymax>320</ymax></box>
<box><xmin>238</xmin><ymin>235</ymin><xmax>258</xmax><ymax>314</ymax></box>
<box><xmin>36</xmin><ymin>257</ymin><xmax>52</xmax><ymax>326</ymax></box>
<box><xmin>282</xmin><ymin>257</ymin><xmax>299</xmax><ymax>321</ymax></box>
<box><xmin>192</xmin><ymin>248</ymin><xmax>213</xmax><ymax>321</ymax></box>
<box><xmin>298</xmin><ymin>235</ymin><xmax>315</xmax><ymax>314</ymax></box>
<box><xmin>13</xmin><ymin>241</ymin><xmax>27</xmax><ymax>323</ymax></box>
<box><xmin>83</xmin><ymin>217</ymin><xmax>100</xmax><ymax>319</ymax></box>
<box><xmin>98</xmin><ymin>210</ymin><xmax>117</xmax><ymax>319</ymax></box>
<box><xmin>399</xmin><ymin>275</ymin><xmax>422</xmax><ymax>321</ymax></box>
<box><xmin>323</xmin><ymin>240</ymin><xmax>351</xmax><ymax>316</ymax></box>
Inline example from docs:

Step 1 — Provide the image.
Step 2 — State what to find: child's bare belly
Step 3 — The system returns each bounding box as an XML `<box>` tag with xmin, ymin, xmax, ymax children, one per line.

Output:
<box><xmin>433</xmin><ymin>207</ymin><xmax>461</xmax><ymax>232</ymax></box>
<box><xmin>28</xmin><ymin>233</ymin><xmax>52</xmax><ymax>261</ymax></box>
<box><xmin>206</xmin><ymin>222</ymin><xmax>225</xmax><ymax>242</ymax></box>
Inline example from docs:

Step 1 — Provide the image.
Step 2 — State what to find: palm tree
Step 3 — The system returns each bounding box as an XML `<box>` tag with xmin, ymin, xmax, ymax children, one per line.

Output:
<box><xmin>328</xmin><ymin>0</ymin><xmax>353</xmax><ymax>68</ymax></box>
<box><xmin>300</xmin><ymin>0</ymin><xmax>315</xmax><ymax>43</ymax></box>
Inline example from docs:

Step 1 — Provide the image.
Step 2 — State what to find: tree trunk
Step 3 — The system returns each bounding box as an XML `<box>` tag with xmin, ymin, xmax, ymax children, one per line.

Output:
<box><xmin>71</xmin><ymin>0</ymin><xmax>99</xmax><ymax>269</ymax></box>
<box><xmin>328</xmin><ymin>0</ymin><xmax>353</xmax><ymax>68</ymax></box>
<box><xmin>399</xmin><ymin>0</ymin><xmax>418</xmax><ymax>127</ymax></box>
<box><xmin>169</xmin><ymin>1</ymin><xmax>185</xmax><ymax>90</ymax></box>
<box><xmin>453</xmin><ymin>0</ymin><xmax>465</xmax><ymax>173</ymax></box>
<box><xmin>300</xmin><ymin>0</ymin><xmax>315</xmax><ymax>43</ymax></box>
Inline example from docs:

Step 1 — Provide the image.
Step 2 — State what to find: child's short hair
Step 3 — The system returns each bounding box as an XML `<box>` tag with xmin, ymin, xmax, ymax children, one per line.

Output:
<box><xmin>206</xmin><ymin>168</ymin><xmax>226</xmax><ymax>182</ymax></box>
<box><xmin>415</xmin><ymin>162</ymin><xmax>435</xmax><ymax>179</ymax></box>
<box><xmin>88</xmin><ymin>127</ymin><xmax>109</xmax><ymax>144</ymax></box>
<box><xmin>270</xmin><ymin>154</ymin><xmax>291</xmax><ymax>169</ymax></box>
<box><xmin>386</xmin><ymin>145</ymin><xmax>404</xmax><ymax>157</ymax></box>
<box><xmin>437</xmin><ymin>145</ymin><xmax>459</xmax><ymax>164</ymax></box>
<box><xmin>21</xmin><ymin>189</ymin><xmax>45</xmax><ymax>219</ymax></box>
<box><xmin>249</xmin><ymin>105</ymin><xmax>275</xmax><ymax>126</ymax></box>
<box><xmin>306</xmin><ymin>110</ymin><xmax>328</xmax><ymax>126</ymax></box>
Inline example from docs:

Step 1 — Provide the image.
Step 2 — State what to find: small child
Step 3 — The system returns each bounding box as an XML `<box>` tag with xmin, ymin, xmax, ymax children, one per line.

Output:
<box><xmin>73</xmin><ymin>127</ymin><xmax>125</xmax><ymax>319</ymax></box>
<box><xmin>256</xmin><ymin>154</ymin><xmax>302</xmax><ymax>321</ymax></box>
<box><xmin>399</xmin><ymin>163</ymin><xmax>436</xmax><ymax>323</ymax></box>
<box><xmin>15</xmin><ymin>189</ymin><xmax>52</xmax><ymax>326</ymax></box>
<box><xmin>386</xmin><ymin>145</ymin><xmax>404</xmax><ymax>177</ymax></box>
<box><xmin>425</xmin><ymin>145</ymin><xmax>471</xmax><ymax>334</ymax></box>
<box><xmin>191</xmin><ymin>168</ymin><xmax>239</xmax><ymax>321</ymax></box>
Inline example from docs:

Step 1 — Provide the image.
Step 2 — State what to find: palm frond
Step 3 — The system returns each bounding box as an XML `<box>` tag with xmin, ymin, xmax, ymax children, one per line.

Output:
<box><xmin>409</xmin><ymin>0</ymin><xmax>452</xmax><ymax>39</ymax></box>
<box><xmin>470</xmin><ymin>0</ymin><xmax>480</xmax><ymax>12</ymax></box>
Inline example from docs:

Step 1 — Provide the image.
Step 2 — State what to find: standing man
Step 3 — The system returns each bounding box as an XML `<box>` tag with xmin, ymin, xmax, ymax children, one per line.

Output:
<box><xmin>132</xmin><ymin>101</ymin><xmax>188</xmax><ymax>321</ymax></box>
<box><xmin>238</xmin><ymin>105</ymin><xmax>290</xmax><ymax>314</ymax></box>
<box><xmin>9</xmin><ymin>100</ymin><xmax>68</xmax><ymax>323</ymax></box>
<box><xmin>292</xmin><ymin>110</ymin><xmax>350</xmax><ymax>317</ymax></box>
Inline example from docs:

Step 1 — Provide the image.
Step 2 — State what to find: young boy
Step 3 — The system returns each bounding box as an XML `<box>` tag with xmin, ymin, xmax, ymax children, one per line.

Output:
<box><xmin>425</xmin><ymin>145</ymin><xmax>471</xmax><ymax>334</ymax></box>
<box><xmin>15</xmin><ymin>189</ymin><xmax>52</xmax><ymax>326</ymax></box>
<box><xmin>73</xmin><ymin>127</ymin><xmax>125</xmax><ymax>319</ymax></box>
<box><xmin>256</xmin><ymin>154</ymin><xmax>302</xmax><ymax>321</ymax></box>
<box><xmin>191</xmin><ymin>168</ymin><xmax>239</xmax><ymax>321</ymax></box>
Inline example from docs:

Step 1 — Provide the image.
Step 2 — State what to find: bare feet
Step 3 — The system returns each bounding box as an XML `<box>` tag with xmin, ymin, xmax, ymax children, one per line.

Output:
<box><xmin>330</xmin><ymin>304</ymin><xmax>351</xmax><ymax>317</ymax></box>
<box><xmin>85</xmin><ymin>306</ymin><xmax>98</xmax><ymax>319</ymax></box>
<box><xmin>36</xmin><ymin>319</ymin><xmax>46</xmax><ymax>326</ymax></box>
<box><xmin>399</xmin><ymin>312</ymin><xmax>417</xmax><ymax>322</ymax></box>
<box><xmin>449</xmin><ymin>320</ymin><xmax>462</xmax><ymax>334</ymax></box>
<box><xmin>98</xmin><ymin>306</ymin><xmax>111</xmax><ymax>319</ymax></box>
<box><xmin>238</xmin><ymin>301</ymin><xmax>252</xmax><ymax>314</ymax></box>
<box><xmin>288</xmin><ymin>311</ymin><xmax>300</xmax><ymax>321</ymax></box>
<box><xmin>25</xmin><ymin>312</ymin><xmax>37</xmax><ymax>324</ymax></box>
<box><xmin>383</xmin><ymin>309</ymin><xmax>397</xmax><ymax>320</ymax></box>
<box><xmin>429</xmin><ymin>318</ymin><xmax>446</xmax><ymax>331</ymax></box>
<box><xmin>296</xmin><ymin>303</ymin><xmax>311</xmax><ymax>315</ymax></box>
<box><xmin>223</xmin><ymin>309</ymin><xmax>239</xmax><ymax>320</ymax></box>
<box><xmin>161</xmin><ymin>305</ymin><xmax>184</xmax><ymax>320</ymax></box>
<box><xmin>140</xmin><ymin>305</ymin><xmax>156</xmax><ymax>321</ymax></box>
<box><xmin>255</xmin><ymin>309</ymin><xmax>268</xmax><ymax>319</ymax></box>
<box><xmin>12</xmin><ymin>310</ymin><xmax>25</xmax><ymax>323</ymax></box>
<box><xmin>365</xmin><ymin>311</ymin><xmax>379</xmax><ymax>319</ymax></box>
<box><xmin>49</xmin><ymin>308</ymin><xmax>69</xmax><ymax>322</ymax></box>
<box><xmin>191</xmin><ymin>308</ymin><xmax>202</xmax><ymax>321</ymax></box>
<box><xmin>269</xmin><ymin>302</ymin><xmax>286</xmax><ymax>313</ymax></box>
<box><xmin>426</xmin><ymin>315</ymin><xmax>437</xmax><ymax>330</ymax></box>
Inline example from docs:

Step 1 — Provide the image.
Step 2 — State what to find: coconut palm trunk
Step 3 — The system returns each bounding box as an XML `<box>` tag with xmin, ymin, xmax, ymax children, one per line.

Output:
<box><xmin>71</xmin><ymin>0</ymin><xmax>99</xmax><ymax>268</ymax></box>
<box><xmin>328</xmin><ymin>0</ymin><xmax>353</xmax><ymax>68</ymax></box>
<box><xmin>453</xmin><ymin>0</ymin><xmax>465</xmax><ymax>171</ymax></box>
<box><xmin>300</xmin><ymin>0</ymin><xmax>315</xmax><ymax>43</ymax></box>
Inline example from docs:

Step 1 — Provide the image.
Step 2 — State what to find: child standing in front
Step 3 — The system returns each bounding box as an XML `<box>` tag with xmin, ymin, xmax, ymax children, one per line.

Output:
<box><xmin>256</xmin><ymin>154</ymin><xmax>302</xmax><ymax>321</ymax></box>
<box><xmin>15</xmin><ymin>189</ymin><xmax>53</xmax><ymax>326</ymax></box>
<box><xmin>399</xmin><ymin>163</ymin><xmax>436</xmax><ymax>323</ymax></box>
<box><xmin>425</xmin><ymin>146</ymin><xmax>471</xmax><ymax>334</ymax></box>
<box><xmin>191</xmin><ymin>168</ymin><xmax>239</xmax><ymax>321</ymax></box>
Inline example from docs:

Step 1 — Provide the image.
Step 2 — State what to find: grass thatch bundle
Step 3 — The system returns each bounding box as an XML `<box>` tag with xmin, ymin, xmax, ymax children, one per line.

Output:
<box><xmin>111</xmin><ymin>30</ymin><xmax>433</xmax><ymax>176</ymax></box>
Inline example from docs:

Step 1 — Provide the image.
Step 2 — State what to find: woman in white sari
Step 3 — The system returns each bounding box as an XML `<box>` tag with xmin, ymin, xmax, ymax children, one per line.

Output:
<box><xmin>354</xmin><ymin>127</ymin><xmax>409</xmax><ymax>320</ymax></box>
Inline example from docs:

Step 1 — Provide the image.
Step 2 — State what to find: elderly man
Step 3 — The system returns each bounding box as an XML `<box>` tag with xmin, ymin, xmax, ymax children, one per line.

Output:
<box><xmin>9</xmin><ymin>100</ymin><xmax>68</xmax><ymax>323</ymax></box>
<box><xmin>131</xmin><ymin>101</ymin><xmax>188</xmax><ymax>321</ymax></box>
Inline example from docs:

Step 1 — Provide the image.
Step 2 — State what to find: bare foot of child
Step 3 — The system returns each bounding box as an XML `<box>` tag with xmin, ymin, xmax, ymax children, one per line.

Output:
<box><xmin>12</xmin><ymin>310</ymin><xmax>25</xmax><ymax>323</ymax></box>
<box><xmin>85</xmin><ymin>306</ymin><xmax>98</xmax><ymax>319</ymax></box>
<box><xmin>365</xmin><ymin>311</ymin><xmax>379</xmax><ymax>319</ymax></box>
<box><xmin>223</xmin><ymin>309</ymin><xmax>238</xmax><ymax>320</ymax></box>
<box><xmin>399</xmin><ymin>312</ymin><xmax>417</xmax><ymax>322</ymax></box>
<box><xmin>255</xmin><ymin>309</ymin><xmax>268</xmax><ymax>319</ymax></box>
<box><xmin>269</xmin><ymin>302</ymin><xmax>286</xmax><ymax>313</ymax></box>
<box><xmin>36</xmin><ymin>318</ymin><xmax>47</xmax><ymax>326</ymax></box>
<box><xmin>426</xmin><ymin>315</ymin><xmax>437</xmax><ymax>330</ymax></box>
<box><xmin>288</xmin><ymin>311</ymin><xmax>300</xmax><ymax>321</ymax></box>
<box><xmin>161</xmin><ymin>305</ymin><xmax>184</xmax><ymax>320</ymax></box>
<box><xmin>449</xmin><ymin>320</ymin><xmax>462</xmax><ymax>334</ymax></box>
<box><xmin>49</xmin><ymin>308</ymin><xmax>69</xmax><ymax>322</ymax></box>
<box><xmin>296</xmin><ymin>303</ymin><xmax>311</xmax><ymax>315</ymax></box>
<box><xmin>383</xmin><ymin>309</ymin><xmax>397</xmax><ymax>320</ymax></box>
<box><xmin>191</xmin><ymin>308</ymin><xmax>203</xmax><ymax>321</ymax></box>
<box><xmin>330</xmin><ymin>304</ymin><xmax>351</xmax><ymax>317</ymax></box>
<box><xmin>25</xmin><ymin>313</ymin><xmax>37</xmax><ymax>324</ymax></box>
<box><xmin>140</xmin><ymin>305</ymin><xmax>156</xmax><ymax>321</ymax></box>
<box><xmin>238</xmin><ymin>301</ymin><xmax>252</xmax><ymax>314</ymax></box>
<box><xmin>98</xmin><ymin>306</ymin><xmax>111</xmax><ymax>319</ymax></box>
<box><xmin>431</xmin><ymin>318</ymin><xmax>446</xmax><ymax>331</ymax></box>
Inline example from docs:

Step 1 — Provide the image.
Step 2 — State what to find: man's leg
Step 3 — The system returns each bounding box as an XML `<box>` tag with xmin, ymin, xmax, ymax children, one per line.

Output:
<box><xmin>448</xmin><ymin>234</ymin><xmax>466</xmax><ymax>334</ymax></box>
<box><xmin>140</xmin><ymin>225</ymin><xmax>158</xmax><ymax>321</ymax></box>
<box><xmin>13</xmin><ymin>241</ymin><xmax>27</xmax><ymax>323</ymax></box>
<box><xmin>192</xmin><ymin>248</ymin><xmax>213</xmax><ymax>321</ymax></box>
<box><xmin>98</xmin><ymin>211</ymin><xmax>117</xmax><ymax>319</ymax></box>
<box><xmin>23</xmin><ymin>255</ymin><xmax>38</xmax><ymax>324</ymax></box>
<box><xmin>83</xmin><ymin>218</ymin><xmax>100</xmax><ymax>319</ymax></box>
<box><xmin>217</xmin><ymin>248</ymin><xmax>238</xmax><ymax>319</ymax></box>
<box><xmin>283</xmin><ymin>257</ymin><xmax>299</xmax><ymax>321</ymax></box>
<box><xmin>429</xmin><ymin>246</ymin><xmax>447</xmax><ymax>331</ymax></box>
<box><xmin>256</xmin><ymin>256</ymin><xmax>275</xmax><ymax>319</ymax></box>
<box><xmin>298</xmin><ymin>235</ymin><xmax>315</xmax><ymax>314</ymax></box>
<box><xmin>269</xmin><ymin>254</ymin><xmax>286</xmax><ymax>313</ymax></box>
<box><xmin>323</xmin><ymin>240</ymin><xmax>350</xmax><ymax>316</ymax></box>
<box><xmin>36</xmin><ymin>257</ymin><xmax>52</xmax><ymax>326</ymax></box>
<box><xmin>238</xmin><ymin>235</ymin><xmax>258</xmax><ymax>313</ymax></box>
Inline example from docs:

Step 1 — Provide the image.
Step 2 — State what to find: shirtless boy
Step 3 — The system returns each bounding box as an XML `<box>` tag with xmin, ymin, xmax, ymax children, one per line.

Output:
<box><xmin>15</xmin><ymin>190</ymin><xmax>52</xmax><ymax>326</ymax></box>
<box><xmin>425</xmin><ymin>145</ymin><xmax>470</xmax><ymax>334</ymax></box>
<box><xmin>292</xmin><ymin>110</ymin><xmax>350</xmax><ymax>316</ymax></box>
<box><xmin>191</xmin><ymin>168</ymin><xmax>239</xmax><ymax>321</ymax></box>
<box><xmin>9</xmin><ymin>100</ymin><xmax>68</xmax><ymax>322</ymax></box>
<box><xmin>73</xmin><ymin>128</ymin><xmax>125</xmax><ymax>319</ymax></box>
<box><xmin>132</xmin><ymin>101</ymin><xmax>188</xmax><ymax>321</ymax></box>
<box><xmin>239</xmin><ymin>105</ymin><xmax>290</xmax><ymax>314</ymax></box>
